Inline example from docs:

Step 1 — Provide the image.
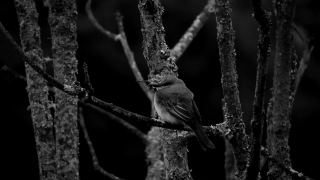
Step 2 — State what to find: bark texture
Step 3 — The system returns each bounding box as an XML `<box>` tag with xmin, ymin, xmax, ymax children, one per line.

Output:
<box><xmin>267</xmin><ymin>0</ymin><xmax>296</xmax><ymax>180</ymax></box>
<box><xmin>138</xmin><ymin>0</ymin><xmax>178</xmax><ymax>78</ymax></box>
<box><xmin>14</xmin><ymin>1</ymin><xmax>57</xmax><ymax>180</ymax></box>
<box><xmin>214</xmin><ymin>0</ymin><xmax>249</xmax><ymax>179</ymax></box>
<box><xmin>45</xmin><ymin>0</ymin><xmax>79</xmax><ymax>179</ymax></box>
<box><xmin>246</xmin><ymin>0</ymin><xmax>272</xmax><ymax>179</ymax></box>
<box><xmin>138</xmin><ymin>0</ymin><xmax>191</xmax><ymax>179</ymax></box>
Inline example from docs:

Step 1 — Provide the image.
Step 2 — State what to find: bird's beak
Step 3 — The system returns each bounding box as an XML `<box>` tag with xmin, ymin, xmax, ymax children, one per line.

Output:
<box><xmin>148</xmin><ymin>81</ymin><xmax>162</xmax><ymax>87</ymax></box>
<box><xmin>137</xmin><ymin>79</ymin><xmax>159</xmax><ymax>87</ymax></box>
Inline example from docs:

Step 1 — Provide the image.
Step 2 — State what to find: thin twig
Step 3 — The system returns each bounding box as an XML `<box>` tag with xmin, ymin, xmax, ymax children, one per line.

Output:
<box><xmin>261</xmin><ymin>147</ymin><xmax>315</xmax><ymax>180</ymax></box>
<box><xmin>294</xmin><ymin>39</ymin><xmax>314</xmax><ymax>93</ymax></box>
<box><xmin>1</xmin><ymin>65</ymin><xmax>27</xmax><ymax>81</ymax></box>
<box><xmin>79</xmin><ymin>101</ymin><xmax>149</xmax><ymax>145</ymax></box>
<box><xmin>83</xmin><ymin>62</ymin><xmax>94</xmax><ymax>94</ymax></box>
<box><xmin>79</xmin><ymin>107</ymin><xmax>125</xmax><ymax>180</ymax></box>
<box><xmin>85</xmin><ymin>0</ymin><xmax>118</xmax><ymax>40</ymax></box>
<box><xmin>170</xmin><ymin>0</ymin><xmax>216</xmax><ymax>61</ymax></box>
<box><xmin>293</xmin><ymin>24</ymin><xmax>308</xmax><ymax>45</ymax></box>
<box><xmin>115</xmin><ymin>12</ymin><xmax>153</xmax><ymax>101</ymax></box>
<box><xmin>246</xmin><ymin>0</ymin><xmax>272</xmax><ymax>179</ymax></box>
<box><xmin>86</xmin><ymin>0</ymin><xmax>152</xmax><ymax>101</ymax></box>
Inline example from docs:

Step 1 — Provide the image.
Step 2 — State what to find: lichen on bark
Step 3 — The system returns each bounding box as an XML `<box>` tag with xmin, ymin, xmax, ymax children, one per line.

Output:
<box><xmin>214</xmin><ymin>0</ymin><xmax>249</xmax><ymax>178</ymax></box>
<box><xmin>138</xmin><ymin>0</ymin><xmax>178</xmax><ymax>78</ymax></box>
<box><xmin>14</xmin><ymin>0</ymin><xmax>57</xmax><ymax>180</ymax></box>
<box><xmin>45</xmin><ymin>0</ymin><xmax>79</xmax><ymax>179</ymax></box>
<box><xmin>138</xmin><ymin>0</ymin><xmax>191</xmax><ymax>179</ymax></box>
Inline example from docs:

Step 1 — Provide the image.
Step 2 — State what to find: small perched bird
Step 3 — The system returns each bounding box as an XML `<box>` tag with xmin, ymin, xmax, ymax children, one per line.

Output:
<box><xmin>148</xmin><ymin>75</ymin><xmax>215</xmax><ymax>151</ymax></box>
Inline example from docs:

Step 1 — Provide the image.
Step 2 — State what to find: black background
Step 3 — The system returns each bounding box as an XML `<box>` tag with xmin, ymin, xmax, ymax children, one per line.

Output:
<box><xmin>0</xmin><ymin>0</ymin><xmax>319</xmax><ymax>179</ymax></box>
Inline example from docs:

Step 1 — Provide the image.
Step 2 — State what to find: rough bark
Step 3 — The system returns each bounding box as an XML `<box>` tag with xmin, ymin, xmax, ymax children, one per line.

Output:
<box><xmin>214</xmin><ymin>0</ymin><xmax>249</xmax><ymax>179</ymax></box>
<box><xmin>267</xmin><ymin>0</ymin><xmax>296</xmax><ymax>180</ymax></box>
<box><xmin>138</xmin><ymin>0</ymin><xmax>178</xmax><ymax>79</ymax></box>
<box><xmin>246</xmin><ymin>0</ymin><xmax>272</xmax><ymax>179</ymax></box>
<box><xmin>138</xmin><ymin>0</ymin><xmax>191</xmax><ymax>179</ymax></box>
<box><xmin>44</xmin><ymin>0</ymin><xmax>79</xmax><ymax>179</ymax></box>
<box><xmin>14</xmin><ymin>1</ymin><xmax>57</xmax><ymax>180</ymax></box>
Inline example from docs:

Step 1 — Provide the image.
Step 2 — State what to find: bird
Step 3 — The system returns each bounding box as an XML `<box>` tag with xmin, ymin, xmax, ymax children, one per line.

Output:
<box><xmin>148</xmin><ymin>75</ymin><xmax>215</xmax><ymax>151</ymax></box>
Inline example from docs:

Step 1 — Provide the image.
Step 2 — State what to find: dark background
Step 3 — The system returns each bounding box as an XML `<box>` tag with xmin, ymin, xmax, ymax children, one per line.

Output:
<box><xmin>0</xmin><ymin>0</ymin><xmax>319</xmax><ymax>179</ymax></box>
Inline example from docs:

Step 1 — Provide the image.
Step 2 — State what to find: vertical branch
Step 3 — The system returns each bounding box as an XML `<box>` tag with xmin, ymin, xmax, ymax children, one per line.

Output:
<box><xmin>267</xmin><ymin>0</ymin><xmax>296</xmax><ymax>179</ymax></box>
<box><xmin>214</xmin><ymin>0</ymin><xmax>249</xmax><ymax>178</ymax></box>
<box><xmin>138</xmin><ymin>0</ymin><xmax>191</xmax><ymax>179</ymax></box>
<box><xmin>224</xmin><ymin>140</ymin><xmax>236</xmax><ymax>180</ymax></box>
<box><xmin>138</xmin><ymin>0</ymin><xmax>178</xmax><ymax>78</ymax></box>
<box><xmin>246</xmin><ymin>0</ymin><xmax>272</xmax><ymax>179</ymax></box>
<box><xmin>14</xmin><ymin>1</ymin><xmax>57</xmax><ymax>180</ymax></box>
<box><xmin>44</xmin><ymin>0</ymin><xmax>79</xmax><ymax>180</ymax></box>
<box><xmin>146</xmin><ymin>127</ymin><xmax>166</xmax><ymax>180</ymax></box>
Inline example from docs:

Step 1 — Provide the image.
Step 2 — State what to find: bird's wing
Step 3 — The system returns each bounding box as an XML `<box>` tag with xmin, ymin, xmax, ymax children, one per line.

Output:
<box><xmin>192</xmin><ymin>100</ymin><xmax>202</xmax><ymax>121</ymax></box>
<box><xmin>163</xmin><ymin>100</ymin><xmax>192</xmax><ymax>123</ymax></box>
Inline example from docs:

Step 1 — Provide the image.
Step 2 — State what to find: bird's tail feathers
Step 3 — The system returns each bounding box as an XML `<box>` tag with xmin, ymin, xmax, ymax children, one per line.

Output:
<box><xmin>192</xmin><ymin>121</ymin><xmax>216</xmax><ymax>151</ymax></box>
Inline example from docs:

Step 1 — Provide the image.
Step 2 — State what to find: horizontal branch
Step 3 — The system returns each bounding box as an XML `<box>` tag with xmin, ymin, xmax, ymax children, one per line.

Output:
<box><xmin>79</xmin><ymin>101</ymin><xmax>149</xmax><ymax>145</ymax></box>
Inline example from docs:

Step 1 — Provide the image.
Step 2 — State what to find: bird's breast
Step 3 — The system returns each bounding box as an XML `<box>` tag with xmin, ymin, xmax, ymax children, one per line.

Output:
<box><xmin>154</xmin><ymin>95</ymin><xmax>182</xmax><ymax>125</ymax></box>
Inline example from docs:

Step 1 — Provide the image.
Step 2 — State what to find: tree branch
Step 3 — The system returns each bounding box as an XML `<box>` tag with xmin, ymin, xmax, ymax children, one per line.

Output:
<box><xmin>79</xmin><ymin>101</ymin><xmax>149</xmax><ymax>145</ymax></box>
<box><xmin>86</xmin><ymin>0</ymin><xmax>152</xmax><ymax>101</ymax></box>
<box><xmin>85</xmin><ymin>0</ymin><xmax>118</xmax><ymax>40</ymax></box>
<box><xmin>246</xmin><ymin>0</ymin><xmax>272</xmax><ymax>179</ymax></box>
<box><xmin>14</xmin><ymin>1</ymin><xmax>57</xmax><ymax>180</ymax></box>
<box><xmin>261</xmin><ymin>147</ymin><xmax>315</xmax><ymax>180</ymax></box>
<box><xmin>1</xmin><ymin>65</ymin><xmax>27</xmax><ymax>81</ymax></box>
<box><xmin>115</xmin><ymin>12</ymin><xmax>153</xmax><ymax>101</ymax></box>
<box><xmin>294</xmin><ymin>38</ymin><xmax>314</xmax><ymax>93</ymax></box>
<box><xmin>79</xmin><ymin>107</ymin><xmax>125</xmax><ymax>180</ymax></box>
<box><xmin>214</xmin><ymin>0</ymin><xmax>249</xmax><ymax>178</ymax></box>
<box><xmin>224</xmin><ymin>139</ymin><xmax>236</xmax><ymax>180</ymax></box>
<box><xmin>138</xmin><ymin>0</ymin><xmax>177</xmax><ymax>78</ymax></box>
<box><xmin>170</xmin><ymin>0</ymin><xmax>216</xmax><ymax>61</ymax></box>
<box><xmin>45</xmin><ymin>1</ymin><xmax>80</xmax><ymax>179</ymax></box>
<box><xmin>0</xmin><ymin>21</ymin><xmax>225</xmax><ymax>135</ymax></box>
<box><xmin>267</xmin><ymin>0</ymin><xmax>297</xmax><ymax>179</ymax></box>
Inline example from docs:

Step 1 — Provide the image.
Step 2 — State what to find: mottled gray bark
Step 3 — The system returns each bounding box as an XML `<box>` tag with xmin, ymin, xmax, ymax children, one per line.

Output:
<box><xmin>138</xmin><ymin>0</ymin><xmax>191</xmax><ymax>179</ymax></box>
<box><xmin>267</xmin><ymin>0</ymin><xmax>296</xmax><ymax>179</ymax></box>
<box><xmin>45</xmin><ymin>0</ymin><xmax>79</xmax><ymax>179</ymax></box>
<box><xmin>14</xmin><ymin>1</ymin><xmax>57</xmax><ymax>180</ymax></box>
<box><xmin>214</xmin><ymin>0</ymin><xmax>249</xmax><ymax>179</ymax></box>
<box><xmin>246</xmin><ymin>0</ymin><xmax>272</xmax><ymax>179</ymax></box>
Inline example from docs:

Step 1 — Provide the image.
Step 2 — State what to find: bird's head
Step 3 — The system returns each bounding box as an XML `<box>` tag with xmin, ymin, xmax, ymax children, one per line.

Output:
<box><xmin>148</xmin><ymin>75</ymin><xmax>184</xmax><ymax>90</ymax></box>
